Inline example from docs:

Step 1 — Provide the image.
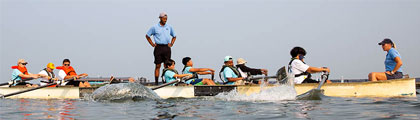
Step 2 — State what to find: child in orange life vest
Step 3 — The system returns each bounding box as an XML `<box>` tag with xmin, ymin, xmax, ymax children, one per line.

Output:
<box><xmin>11</xmin><ymin>59</ymin><xmax>48</xmax><ymax>87</ymax></box>
<box><xmin>56</xmin><ymin>59</ymin><xmax>91</xmax><ymax>87</ymax></box>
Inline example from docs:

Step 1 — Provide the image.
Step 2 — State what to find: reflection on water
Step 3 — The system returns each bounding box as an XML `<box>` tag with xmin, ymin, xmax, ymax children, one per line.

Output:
<box><xmin>15</xmin><ymin>99</ymin><xmax>78</xmax><ymax>120</ymax></box>
<box><xmin>1</xmin><ymin>96</ymin><xmax>420</xmax><ymax>119</ymax></box>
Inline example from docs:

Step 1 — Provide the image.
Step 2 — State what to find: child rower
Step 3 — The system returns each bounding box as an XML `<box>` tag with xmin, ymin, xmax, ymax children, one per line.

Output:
<box><xmin>289</xmin><ymin>47</ymin><xmax>331</xmax><ymax>84</ymax></box>
<box><xmin>181</xmin><ymin>57</ymin><xmax>216</xmax><ymax>85</ymax></box>
<box><xmin>162</xmin><ymin>59</ymin><xmax>193</xmax><ymax>85</ymax></box>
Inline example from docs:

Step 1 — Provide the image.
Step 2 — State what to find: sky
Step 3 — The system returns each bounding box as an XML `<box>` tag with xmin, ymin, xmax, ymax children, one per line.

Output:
<box><xmin>1</xmin><ymin>0</ymin><xmax>420</xmax><ymax>83</ymax></box>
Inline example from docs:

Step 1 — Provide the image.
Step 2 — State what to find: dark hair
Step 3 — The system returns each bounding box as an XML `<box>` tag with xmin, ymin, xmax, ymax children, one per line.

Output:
<box><xmin>63</xmin><ymin>59</ymin><xmax>71</xmax><ymax>64</ymax></box>
<box><xmin>290</xmin><ymin>46</ymin><xmax>306</xmax><ymax>57</ymax></box>
<box><xmin>182</xmin><ymin>57</ymin><xmax>191</xmax><ymax>65</ymax></box>
<box><xmin>164</xmin><ymin>59</ymin><xmax>175</xmax><ymax>68</ymax></box>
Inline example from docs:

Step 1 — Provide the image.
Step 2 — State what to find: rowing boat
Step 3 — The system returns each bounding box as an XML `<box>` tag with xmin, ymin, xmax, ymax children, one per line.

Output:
<box><xmin>0</xmin><ymin>78</ymin><xmax>416</xmax><ymax>99</ymax></box>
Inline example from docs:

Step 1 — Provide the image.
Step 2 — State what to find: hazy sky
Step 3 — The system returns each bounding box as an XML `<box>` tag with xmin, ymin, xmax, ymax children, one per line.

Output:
<box><xmin>1</xmin><ymin>0</ymin><xmax>419</xmax><ymax>83</ymax></box>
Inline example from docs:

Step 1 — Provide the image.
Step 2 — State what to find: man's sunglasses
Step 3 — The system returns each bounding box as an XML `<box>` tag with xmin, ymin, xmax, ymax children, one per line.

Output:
<box><xmin>20</xmin><ymin>63</ymin><xmax>28</xmax><ymax>65</ymax></box>
<box><xmin>64</xmin><ymin>64</ymin><xmax>70</xmax><ymax>66</ymax></box>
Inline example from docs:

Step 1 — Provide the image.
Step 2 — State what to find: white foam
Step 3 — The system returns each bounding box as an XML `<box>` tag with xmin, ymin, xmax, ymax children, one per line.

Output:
<box><xmin>215</xmin><ymin>84</ymin><xmax>297</xmax><ymax>102</ymax></box>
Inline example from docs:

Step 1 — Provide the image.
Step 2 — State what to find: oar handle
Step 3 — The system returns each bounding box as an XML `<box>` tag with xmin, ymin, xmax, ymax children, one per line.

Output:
<box><xmin>248</xmin><ymin>76</ymin><xmax>276</xmax><ymax>80</ymax></box>
<box><xmin>316</xmin><ymin>72</ymin><xmax>329</xmax><ymax>90</ymax></box>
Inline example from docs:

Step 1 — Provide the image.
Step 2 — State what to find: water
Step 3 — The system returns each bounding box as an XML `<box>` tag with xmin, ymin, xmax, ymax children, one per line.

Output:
<box><xmin>1</xmin><ymin>96</ymin><xmax>420</xmax><ymax>119</ymax></box>
<box><xmin>1</xmin><ymin>81</ymin><xmax>420</xmax><ymax>119</ymax></box>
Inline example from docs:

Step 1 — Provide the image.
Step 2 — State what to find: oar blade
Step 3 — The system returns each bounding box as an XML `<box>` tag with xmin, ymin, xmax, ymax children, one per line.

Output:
<box><xmin>276</xmin><ymin>66</ymin><xmax>288</xmax><ymax>84</ymax></box>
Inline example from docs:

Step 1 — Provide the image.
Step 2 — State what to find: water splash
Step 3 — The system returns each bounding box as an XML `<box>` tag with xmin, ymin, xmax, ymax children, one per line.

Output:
<box><xmin>90</xmin><ymin>83</ymin><xmax>161</xmax><ymax>101</ymax></box>
<box><xmin>214</xmin><ymin>84</ymin><xmax>297</xmax><ymax>102</ymax></box>
<box><xmin>214</xmin><ymin>74</ymin><xmax>299</xmax><ymax>102</ymax></box>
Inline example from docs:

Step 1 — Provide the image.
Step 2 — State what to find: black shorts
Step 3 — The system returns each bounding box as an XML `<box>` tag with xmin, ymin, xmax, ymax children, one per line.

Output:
<box><xmin>154</xmin><ymin>44</ymin><xmax>171</xmax><ymax>64</ymax></box>
<box><xmin>65</xmin><ymin>80</ymin><xmax>81</xmax><ymax>86</ymax></box>
<box><xmin>386</xmin><ymin>72</ymin><xmax>403</xmax><ymax>80</ymax></box>
<box><xmin>302</xmin><ymin>78</ymin><xmax>319</xmax><ymax>83</ymax></box>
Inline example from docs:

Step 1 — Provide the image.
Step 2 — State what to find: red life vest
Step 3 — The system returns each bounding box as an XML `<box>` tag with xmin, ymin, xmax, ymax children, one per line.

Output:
<box><xmin>11</xmin><ymin>66</ymin><xmax>29</xmax><ymax>75</ymax></box>
<box><xmin>56</xmin><ymin>66</ymin><xmax>77</xmax><ymax>76</ymax></box>
<box><xmin>11</xmin><ymin>66</ymin><xmax>29</xmax><ymax>79</ymax></box>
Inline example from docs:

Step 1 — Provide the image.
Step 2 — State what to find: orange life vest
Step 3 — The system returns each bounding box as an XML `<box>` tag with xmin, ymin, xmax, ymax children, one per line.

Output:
<box><xmin>56</xmin><ymin>66</ymin><xmax>77</xmax><ymax>76</ymax></box>
<box><xmin>11</xmin><ymin>66</ymin><xmax>29</xmax><ymax>75</ymax></box>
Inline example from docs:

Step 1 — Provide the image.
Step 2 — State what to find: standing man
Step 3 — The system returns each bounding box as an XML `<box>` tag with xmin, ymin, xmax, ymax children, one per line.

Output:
<box><xmin>146</xmin><ymin>12</ymin><xmax>177</xmax><ymax>85</ymax></box>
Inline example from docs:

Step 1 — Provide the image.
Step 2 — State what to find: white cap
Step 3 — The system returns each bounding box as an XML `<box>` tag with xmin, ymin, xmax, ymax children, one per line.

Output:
<box><xmin>159</xmin><ymin>12</ymin><xmax>167</xmax><ymax>18</ymax></box>
<box><xmin>237</xmin><ymin>58</ymin><xmax>247</xmax><ymax>64</ymax></box>
<box><xmin>224</xmin><ymin>56</ymin><xmax>233</xmax><ymax>62</ymax></box>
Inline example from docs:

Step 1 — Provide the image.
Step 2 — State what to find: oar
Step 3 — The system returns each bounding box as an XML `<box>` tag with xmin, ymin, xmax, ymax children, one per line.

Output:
<box><xmin>1</xmin><ymin>78</ymin><xmax>75</xmax><ymax>98</ymax></box>
<box><xmin>316</xmin><ymin>72</ymin><xmax>329</xmax><ymax>89</ymax></box>
<box><xmin>151</xmin><ymin>77</ymin><xmax>190</xmax><ymax>90</ymax></box>
<box><xmin>151</xmin><ymin>79</ymin><xmax>181</xmax><ymax>90</ymax></box>
<box><xmin>0</xmin><ymin>79</ymin><xmax>34</xmax><ymax>86</ymax></box>
<box><xmin>296</xmin><ymin>72</ymin><xmax>329</xmax><ymax>100</ymax></box>
<box><xmin>248</xmin><ymin>66</ymin><xmax>288</xmax><ymax>84</ymax></box>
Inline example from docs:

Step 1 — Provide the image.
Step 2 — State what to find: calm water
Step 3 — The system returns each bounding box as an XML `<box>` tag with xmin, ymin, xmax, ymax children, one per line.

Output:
<box><xmin>1</xmin><ymin>95</ymin><xmax>420</xmax><ymax>120</ymax></box>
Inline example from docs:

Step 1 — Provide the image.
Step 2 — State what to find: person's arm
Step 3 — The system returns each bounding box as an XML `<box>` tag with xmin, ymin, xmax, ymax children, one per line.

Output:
<box><xmin>146</xmin><ymin>26</ymin><xmax>156</xmax><ymax>47</ymax></box>
<box><xmin>168</xmin><ymin>26</ymin><xmax>176</xmax><ymax>47</ymax></box>
<box><xmin>306</xmin><ymin>67</ymin><xmax>330</xmax><ymax>73</ymax></box>
<box><xmin>189</xmin><ymin>68</ymin><xmax>214</xmax><ymax>73</ymax></box>
<box><xmin>79</xmin><ymin>73</ymin><xmax>88</xmax><ymax>77</ymax></box>
<box><xmin>197</xmin><ymin>72</ymin><xmax>212</xmax><ymax>75</ymax></box>
<box><xmin>60</xmin><ymin>70</ymin><xmax>78</xmax><ymax>79</ymax></box>
<box><xmin>238</xmin><ymin>65</ymin><xmax>262</xmax><ymax>75</ymax></box>
<box><xmin>390</xmin><ymin>57</ymin><xmax>403</xmax><ymax>74</ymax></box>
<box><xmin>146</xmin><ymin>35</ymin><xmax>156</xmax><ymax>47</ymax></box>
<box><xmin>174</xmin><ymin>74</ymin><xmax>192</xmax><ymax>78</ymax></box>
<box><xmin>227</xmin><ymin>77</ymin><xmax>243</xmax><ymax>82</ymax></box>
<box><xmin>19</xmin><ymin>73</ymin><xmax>38</xmax><ymax>79</ymax></box>
<box><xmin>169</xmin><ymin>37</ymin><xmax>176</xmax><ymax>47</ymax></box>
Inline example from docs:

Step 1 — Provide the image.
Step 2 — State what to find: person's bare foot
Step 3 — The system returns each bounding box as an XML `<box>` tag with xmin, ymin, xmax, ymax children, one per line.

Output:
<box><xmin>79</xmin><ymin>82</ymin><xmax>86</xmax><ymax>87</ymax></box>
<box><xmin>84</xmin><ymin>82</ymin><xmax>91</xmax><ymax>87</ymax></box>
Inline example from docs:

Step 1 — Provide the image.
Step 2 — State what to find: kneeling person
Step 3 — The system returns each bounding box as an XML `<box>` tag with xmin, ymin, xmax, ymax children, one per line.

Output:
<box><xmin>182</xmin><ymin>57</ymin><xmax>216</xmax><ymax>85</ymax></box>
<box><xmin>162</xmin><ymin>59</ymin><xmax>193</xmax><ymax>85</ymax></box>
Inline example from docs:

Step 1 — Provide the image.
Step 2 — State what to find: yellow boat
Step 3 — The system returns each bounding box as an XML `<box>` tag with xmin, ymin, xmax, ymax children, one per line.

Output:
<box><xmin>0</xmin><ymin>78</ymin><xmax>416</xmax><ymax>99</ymax></box>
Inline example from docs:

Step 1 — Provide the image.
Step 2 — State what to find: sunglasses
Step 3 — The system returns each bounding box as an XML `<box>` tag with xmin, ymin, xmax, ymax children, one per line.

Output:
<box><xmin>64</xmin><ymin>64</ymin><xmax>70</xmax><ymax>66</ymax></box>
<box><xmin>20</xmin><ymin>63</ymin><xmax>28</xmax><ymax>65</ymax></box>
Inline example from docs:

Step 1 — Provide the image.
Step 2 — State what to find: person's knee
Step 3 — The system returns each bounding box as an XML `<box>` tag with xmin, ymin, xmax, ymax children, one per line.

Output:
<box><xmin>155</xmin><ymin>64</ymin><xmax>161</xmax><ymax>68</ymax></box>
